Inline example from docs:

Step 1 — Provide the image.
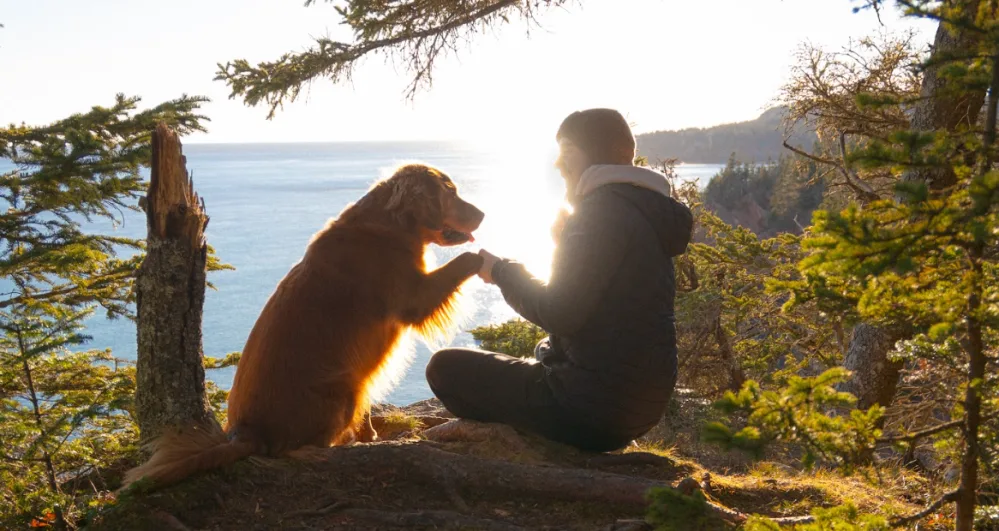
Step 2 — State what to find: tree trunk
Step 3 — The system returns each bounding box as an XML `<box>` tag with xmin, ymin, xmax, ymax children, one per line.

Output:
<box><xmin>838</xmin><ymin>324</ymin><xmax>906</xmax><ymax>410</ymax></box>
<box><xmin>842</xmin><ymin>8</ymin><xmax>986</xmax><ymax>411</ymax></box>
<box><xmin>713</xmin><ymin>316</ymin><xmax>746</xmax><ymax>392</ymax></box>
<box><xmin>900</xmin><ymin>11</ymin><xmax>986</xmax><ymax>193</ymax></box>
<box><xmin>956</xmin><ymin>256</ymin><xmax>986</xmax><ymax>531</ymax></box>
<box><xmin>135</xmin><ymin>123</ymin><xmax>217</xmax><ymax>441</ymax></box>
<box><xmin>954</xmin><ymin>41</ymin><xmax>999</xmax><ymax>531</ymax></box>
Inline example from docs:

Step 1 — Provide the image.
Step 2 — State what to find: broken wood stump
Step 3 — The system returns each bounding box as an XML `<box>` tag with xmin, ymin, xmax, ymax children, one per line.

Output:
<box><xmin>135</xmin><ymin>123</ymin><xmax>218</xmax><ymax>441</ymax></box>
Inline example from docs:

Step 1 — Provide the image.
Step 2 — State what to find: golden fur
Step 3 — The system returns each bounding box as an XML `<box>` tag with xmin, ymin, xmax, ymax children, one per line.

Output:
<box><xmin>123</xmin><ymin>163</ymin><xmax>484</xmax><ymax>488</ymax></box>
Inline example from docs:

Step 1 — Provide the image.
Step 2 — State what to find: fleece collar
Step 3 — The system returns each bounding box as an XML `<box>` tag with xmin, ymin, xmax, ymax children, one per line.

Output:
<box><xmin>574</xmin><ymin>164</ymin><xmax>672</xmax><ymax>200</ymax></box>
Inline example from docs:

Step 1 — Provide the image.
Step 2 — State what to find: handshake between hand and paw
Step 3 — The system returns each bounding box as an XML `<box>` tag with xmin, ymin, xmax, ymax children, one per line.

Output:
<box><xmin>476</xmin><ymin>249</ymin><xmax>500</xmax><ymax>284</ymax></box>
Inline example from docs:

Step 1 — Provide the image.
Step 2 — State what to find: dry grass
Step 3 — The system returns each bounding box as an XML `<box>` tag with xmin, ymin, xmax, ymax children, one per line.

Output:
<box><xmin>381</xmin><ymin>411</ymin><xmax>424</xmax><ymax>431</ymax></box>
<box><xmin>629</xmin><ymin>438</ymin><xmax>931</xmax><ymax>521</ymax></box>
<box><xmin>369</xmin><ymin>411</ymin><xmax>425</xmax><ymax>440</ymax></box>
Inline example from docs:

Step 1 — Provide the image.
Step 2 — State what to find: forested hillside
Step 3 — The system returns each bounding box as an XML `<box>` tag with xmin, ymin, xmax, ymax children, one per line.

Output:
<box><xmin>700</xmin><ymin>156</ymin><xmax>825</xmax><ymax>237</ymax></box>
<box><xmin>636</xmin><ymin>107</ymin><xmax>818</xmax><ymax>164</ymax></box>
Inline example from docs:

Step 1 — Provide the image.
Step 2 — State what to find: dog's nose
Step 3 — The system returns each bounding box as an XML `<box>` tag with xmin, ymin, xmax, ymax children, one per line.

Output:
<box><xmin>468</xmin><ymin>203</ymin><xmax>485</xmax><ymax>226</ymax></box>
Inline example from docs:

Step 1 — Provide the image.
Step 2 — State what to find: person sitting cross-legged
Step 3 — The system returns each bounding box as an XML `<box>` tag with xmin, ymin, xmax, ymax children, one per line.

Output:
<box><xmin>425</xmin><ymin>108</ymin><xmax>693</xmax><ymax>452</ymax></box>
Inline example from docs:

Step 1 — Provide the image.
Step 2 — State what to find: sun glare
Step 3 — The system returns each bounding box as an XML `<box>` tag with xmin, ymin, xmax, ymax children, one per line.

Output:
<box><xmin>466</xmin><ymin>141</ymin><xmax>564</xmax><ymax>283</ymax></box>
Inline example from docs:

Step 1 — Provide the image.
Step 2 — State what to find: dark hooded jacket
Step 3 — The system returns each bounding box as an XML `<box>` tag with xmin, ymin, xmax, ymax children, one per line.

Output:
<box><xmin>491</xmin><ymin>164</ymin><xmax>693</xmax><ymax>438</ymax></box>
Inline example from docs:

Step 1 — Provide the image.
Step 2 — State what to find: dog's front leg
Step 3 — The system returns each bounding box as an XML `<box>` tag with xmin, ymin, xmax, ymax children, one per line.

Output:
<box><xmin>401</xmin><ymin>252</ymin><xmax>483</xmax><ymax>325</ymax></box>
<box><xmin>355</xmin><ymin>411</ymin><xmax>378</xmax><ymax>443</ymax></box>
<box><xmin>336</xmin><ymin>412</ymin><xmax>378</xmax><ymax>444</ymax></box>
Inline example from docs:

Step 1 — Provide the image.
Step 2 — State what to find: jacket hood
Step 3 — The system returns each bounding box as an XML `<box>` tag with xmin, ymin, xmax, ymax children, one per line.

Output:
<box><xmin>576</xmin><ymin>165</ymin><xmax>692</xmax><ymax>258</ymax></box>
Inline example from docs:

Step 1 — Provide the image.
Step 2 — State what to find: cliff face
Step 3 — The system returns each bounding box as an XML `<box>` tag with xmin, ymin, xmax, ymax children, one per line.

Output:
<box><xmin>707</xmin><ymin>196</ymin><xmax>771</xmax><ymax>237</ymax></box>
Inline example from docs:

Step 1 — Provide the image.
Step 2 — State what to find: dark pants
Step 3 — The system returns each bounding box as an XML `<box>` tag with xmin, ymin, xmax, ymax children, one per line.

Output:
<box><xmin>425</xmin><ymin>347</ymin><xmax>635</xmax><ymax>452</ymax></box>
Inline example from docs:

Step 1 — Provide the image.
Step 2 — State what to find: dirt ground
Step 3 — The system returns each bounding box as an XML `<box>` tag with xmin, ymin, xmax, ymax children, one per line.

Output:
<box><xmin>87</xmin><ymin>397</ymin><xmax>932</xmax><ymax>531</ymax></box>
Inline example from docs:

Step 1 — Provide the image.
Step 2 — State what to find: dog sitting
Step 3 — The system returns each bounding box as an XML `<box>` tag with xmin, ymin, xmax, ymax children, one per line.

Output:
<box><xmin>123</xmin><ymin>163</ymin><xmax>484</xmax><ymax>488</ymax></box>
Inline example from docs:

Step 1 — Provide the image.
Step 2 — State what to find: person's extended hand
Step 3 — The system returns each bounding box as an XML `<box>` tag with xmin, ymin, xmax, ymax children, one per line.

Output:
<box><xmin>477</xmin><ymin>249</ymin><xmax>501</xmax><ymax>284</ymax></box>
<box><xmin>551</xmin><ymin>208</ymin><xmax>571</xmax><ymax>244</ymax></box>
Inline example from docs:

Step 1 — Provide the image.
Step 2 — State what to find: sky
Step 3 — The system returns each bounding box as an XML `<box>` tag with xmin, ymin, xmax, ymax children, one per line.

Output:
<box><xmin>0</xmin><ymin>0</ymin><xmax>937</xmax><ymax>144</ymax></box>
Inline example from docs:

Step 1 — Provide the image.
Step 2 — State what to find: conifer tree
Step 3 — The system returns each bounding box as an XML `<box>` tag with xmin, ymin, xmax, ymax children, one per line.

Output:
<box><xmin>801</xmin><ymin>3</ymin><xmax>998</xmax><ymax>528</ymax></box>
<box><xmin>710</xmin><ymin>2</ymin><xmax>999</xmax><ymax>528</ymax></box>
<box><xmin>0</xmin><ymin>95</ymin><xmax>212</xmax><ymax>528</ymax></box>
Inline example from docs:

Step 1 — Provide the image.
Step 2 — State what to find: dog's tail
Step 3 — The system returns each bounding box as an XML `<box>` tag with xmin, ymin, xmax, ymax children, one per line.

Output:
<box><xmin>122</xmin><ymin>423</ymin><xmax>258</xmax><ymax>490</ymax></box>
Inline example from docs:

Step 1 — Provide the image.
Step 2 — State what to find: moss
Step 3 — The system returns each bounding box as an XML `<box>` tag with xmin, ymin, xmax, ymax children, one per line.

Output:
<box><xmin>646</xmin><ymin>488</ymin><xmax>728</xmax><ymax>531</ymax></box>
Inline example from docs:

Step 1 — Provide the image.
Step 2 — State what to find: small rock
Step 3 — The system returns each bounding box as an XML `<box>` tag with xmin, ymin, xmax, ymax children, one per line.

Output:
<box><xmin>701</xmin><ymin>472</ymin><xmax>713</xmax><ymax>493</ymax></box>
<box><xmin>676</xmin><ymin>476</ymin><xmax>702</xmax><ymax>495</ymax></box>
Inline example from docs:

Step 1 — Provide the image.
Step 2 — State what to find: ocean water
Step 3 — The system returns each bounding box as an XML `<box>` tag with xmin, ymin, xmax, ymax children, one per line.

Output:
<box><xmin>0</xmin><ymin>143</ymin><xmax>722</xmax><ymax>405</ymax></box>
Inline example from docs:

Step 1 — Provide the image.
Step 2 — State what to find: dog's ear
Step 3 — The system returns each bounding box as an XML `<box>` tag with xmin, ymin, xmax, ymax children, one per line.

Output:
<box><xmin>385</xmin><ymin>181</ymin><xmax>408</xmax><ymax>212</ymax></box>
<box><xmin>385</xmin><ymin>167</ymin><xmax>445</xmax><ymax>230</ymax></box>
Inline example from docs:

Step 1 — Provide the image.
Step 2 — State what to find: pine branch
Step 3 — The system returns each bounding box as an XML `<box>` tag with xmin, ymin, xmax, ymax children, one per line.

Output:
<box><xmin>50</xmin><ymin>382</ymin><xmax>118</xmax><ymax>458</ymax></box>
<box><xmin>894</xmin><ymin>0</ymin><xmax>988</xmax><ymax>34</ymax></box>
<box><xmin>0</xmin><ymin>452</ymin><xmax>45</xmax><ymax>463</ymax></box>
<box><xmin>0</xmin><ymin>270</ymin><xmax>134</xmax><ymax>310</ymax></box>
<box><xmin>216</xmin><ymin>0</ymin><xmax>566</xmax><ymax>118</ymax></box>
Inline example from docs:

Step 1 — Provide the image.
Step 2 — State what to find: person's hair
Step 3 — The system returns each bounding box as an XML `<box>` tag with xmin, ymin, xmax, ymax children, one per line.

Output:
<box><xmin>555</xmin><ymin>108</ymin><xmax>636</xmax><ymax>165</ymax></box>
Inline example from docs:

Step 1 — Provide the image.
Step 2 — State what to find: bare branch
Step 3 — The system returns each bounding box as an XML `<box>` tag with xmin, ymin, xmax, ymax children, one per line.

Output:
<box><xmin>889</xmin><ymin>490</ymin><xmax>959</xmax><ymax>528</ymax></box>
<box><xmin>783</xmin><ymin>140</ymin><xmax>879</xmax><ymax>202</ymax></box>
<box><xmin>877</xmin><ymin>418</ymin><xmax>963</xmax><ymax>444</ymax></box>
<box><xmin>879</xmin><ymin>411</ymin><xmax>998</xmax><ymax>446</ymax></box>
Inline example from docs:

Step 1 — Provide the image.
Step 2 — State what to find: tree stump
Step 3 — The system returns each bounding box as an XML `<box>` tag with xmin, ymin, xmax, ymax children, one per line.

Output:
<box><xmin>135</xmin><ymin>123</ymin><xmax>218</xmax><ymax>441</ymax></box>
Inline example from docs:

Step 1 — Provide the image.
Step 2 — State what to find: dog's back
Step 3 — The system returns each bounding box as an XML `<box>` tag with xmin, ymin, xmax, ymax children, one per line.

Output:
<box><xmin>227</xmin><ymin>221</ymin><xmax>419</xmax><ymax>454</ymax></box>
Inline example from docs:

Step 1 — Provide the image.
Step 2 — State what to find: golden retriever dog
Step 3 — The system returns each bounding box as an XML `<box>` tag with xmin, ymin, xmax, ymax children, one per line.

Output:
<box><xmin>123</xmin><ymin>163</ymin><xmax>484</xmax><ymax>488</ymax></box>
